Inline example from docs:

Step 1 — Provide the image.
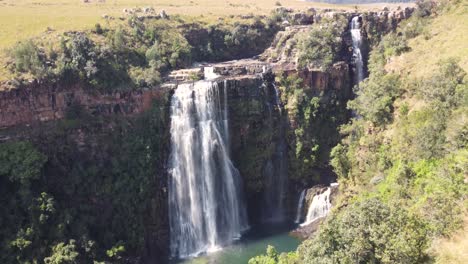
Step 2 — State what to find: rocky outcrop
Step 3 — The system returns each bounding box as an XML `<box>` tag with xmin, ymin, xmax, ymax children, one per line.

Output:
<box><xmin>0</xmin><ymin>82</ymin><xmax>168</xmax><ymax>129</ymax></box>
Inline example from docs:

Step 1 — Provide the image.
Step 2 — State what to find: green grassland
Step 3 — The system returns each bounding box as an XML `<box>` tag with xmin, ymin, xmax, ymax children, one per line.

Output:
<box><xmin>386</xmin><ymin>2</ymin><xmax>468</xmax><ymax>77</ymax></box>
<box><xmin>0</xmin><ymin>0</ymin><xmax>413</xmax><ymax>50</ymax></box>
<box><xmin>0</xmin><ymin>0</ymin><xmax>326</xmax><ymax>51</ymax></box>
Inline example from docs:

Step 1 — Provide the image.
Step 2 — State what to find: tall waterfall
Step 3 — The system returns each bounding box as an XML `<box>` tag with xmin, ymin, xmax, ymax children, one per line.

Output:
<box><xmin>300</xmin><ymin>188</ymin><xmax>332</xmax><ymax>227</ymax></box>
<box><xmin>262</xmin><ymin>83</ymin><xmax>288</xmax><ymax>222</ymax></box>
<box><xmin>294</xmin><ymin>189</ymin><xmax>306</xmax><ymax>224</ymax></box>
<box><xmin>351</xmin><ymin>16</ymin><xmax>364</xmax><ymax>85</ymax></box>
<box><xmin>168</xmin><ymin>77</ymin><xmax>248</xmax><ymax>258</ymax></box>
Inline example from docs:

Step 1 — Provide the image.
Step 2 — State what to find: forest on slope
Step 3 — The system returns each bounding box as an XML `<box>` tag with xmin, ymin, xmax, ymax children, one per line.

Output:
<box><xmin>251</xmin><ymin>0</ymin><xmax>467</xmax><ymax>263</ymax></box>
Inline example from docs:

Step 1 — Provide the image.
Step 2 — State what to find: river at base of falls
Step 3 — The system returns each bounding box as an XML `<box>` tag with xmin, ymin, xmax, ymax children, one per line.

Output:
<box><xmin>172</xmin><ymin>223</ymin><xmax>300</xmax><ymax>264</ymax></box>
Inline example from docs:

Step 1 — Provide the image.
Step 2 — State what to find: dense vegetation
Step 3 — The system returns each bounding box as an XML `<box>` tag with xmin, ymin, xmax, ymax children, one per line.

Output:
<box><xmin>252</xmin><ymin>1</ymin><xmax>467</xmax><ymax>263</ymax></box>
<box><xmin>5</xmin><ymin>12</ymin><xmax>281</xmax><ymax>91</ymax></box>
<box><xmin>298</xmin><ymin>15</ymin><xmax>348</xmax><ymax>70</ymax></box>
<box><xmin>0</xmin><ymin>99</ymin><xmax>171</xmax><ymax>263</ymax></box>
<box><xmin>276</xmin><ymin>73</ymin><xmax>349</xmax><ymax>183</ymax></box>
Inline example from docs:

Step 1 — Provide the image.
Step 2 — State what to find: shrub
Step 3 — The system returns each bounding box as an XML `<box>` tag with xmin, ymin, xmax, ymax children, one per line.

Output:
<box><xmin>348</xmin><ymin>73</ymin><xmax>401</xmax><ymax>126</ymax></box>
<box><xmin>94</xmin><ymin>23</ymin><xmax>103</xmax><ymax>34</ymax></box>
<box><xmin>11</xmin><ymin>40</ymin><xmax>47</xmax><ymax>77</ymax></box>
<box><xmin>299</xmin><ymin>198</ymin><xmax>429</xmax><ymax>264</ymax></box>
<box><xmin>418</xmin><ymin>58</ymin><xmax>466</xmax><ymax>108</ymax></box>
<box><xmin>44</xmin><ymin>240</ymin><xmax>79</xmax><ymax>264</ymax></box>
<box><xmin>0</xmin><ymin>141</ymin><xmax>47</xmax><ymax>185</ymax></box>
<box><xmin>249</xmin><ymin>245</ymin><xmax>299</xmax><ymax>264</ymax></box>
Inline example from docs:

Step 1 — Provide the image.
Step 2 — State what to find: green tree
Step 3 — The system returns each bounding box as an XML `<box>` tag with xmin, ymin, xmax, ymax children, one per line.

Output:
<box><xmin>249</xmin><ymin>245</ymin><xmax>298</xmax><ymax>264</ymax></box>
<box><xmin>299</xmin><ymin>198</ymin><xmax>428</xmax><ymax>264</ymax></box>
<box><xmin>348</xmin><ymin>73</ymin><xmax>401</xmax><ymax>126</ymax></box>
<box><xmin>0</xmin><ymin>141</ymin><xmax>47</xmax><ymax>185</ymax></box>
<box><xmin>44</xmin><ymin>240</ymin><xmax>79</xmax><ymax>264</ymax></box>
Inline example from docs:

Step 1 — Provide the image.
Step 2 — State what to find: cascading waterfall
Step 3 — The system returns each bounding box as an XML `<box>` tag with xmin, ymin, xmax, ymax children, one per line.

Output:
<box><xmin>262</xmin><ymin>81</ymin><xmax>288</xmax><ymax>222</ymax></box>
<box><xmin>351</xmin><ymin>16</ymin><xmax>364</xmax><ymax>85</ymax></box>
<box><xmin>168</xmin><ymin>70</ymin><xmax>248</xmax><ymax>258</ymax></box>
<box><xmin>300</xmin><ymin>188</ymin><xmax>332</xmax><ymax>227</ymax></box>
<box><xmin>294</xmin><ymin>189</ymin><xmax>306</xmax><ymax>224</ymax></box>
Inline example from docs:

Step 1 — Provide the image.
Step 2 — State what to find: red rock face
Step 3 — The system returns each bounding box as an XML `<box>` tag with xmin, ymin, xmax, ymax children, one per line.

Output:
<box><xmin>0</xmin><ymin>82</ymin><xmax>166</xmax><ymax>129</ymax></box>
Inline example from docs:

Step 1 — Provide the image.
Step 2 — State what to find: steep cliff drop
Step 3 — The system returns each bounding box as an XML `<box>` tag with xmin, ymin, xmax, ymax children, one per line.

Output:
<box><xmin>168</xmin><ymin>71</ymin><xmax>248</xmax><ymax>259</ymax></box>
<box><xmin>351</xmin><ymin>16</ymin><xmax>364</xmax><ymax>86</ymax></box>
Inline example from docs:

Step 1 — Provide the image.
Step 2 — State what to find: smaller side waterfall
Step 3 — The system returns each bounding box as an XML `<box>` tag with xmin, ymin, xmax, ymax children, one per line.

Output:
<box><xmin>204</xmin><ymin>66</ymin><xmax>219</xmax><ymax>80</ymax></box>
<box><xmin>294</xmin><ymin>190</ymin><xmax>306</xmax><ymax>224</ymax></box>
<box><xmin>351</xmin><ymin>16</ymin><xmax>364</xmax><ymax>85</ymax></box>
<box><xmin>300</xmin><ymin>188</ymin><xmax>332</xmax><ymax>227</ymax></box>
<box><xmin>261</xmin><ymin>80</ymin><xmax>288</xmax><ymax>222</ymax></box>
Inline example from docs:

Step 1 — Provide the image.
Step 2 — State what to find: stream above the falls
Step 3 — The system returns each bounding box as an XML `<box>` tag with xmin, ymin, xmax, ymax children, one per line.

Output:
<box><xmin>171</xmin><ymin>223</ymin><xmax>300</xmax><ymax>264</ymax></box>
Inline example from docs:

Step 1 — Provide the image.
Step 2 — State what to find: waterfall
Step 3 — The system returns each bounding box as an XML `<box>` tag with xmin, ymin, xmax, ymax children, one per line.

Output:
<box><xmin>351</xmin><ymin>16</ymin><xmax>364</xmax><ymax>85</ymax></box>
<box><xmin>204</xmin><ymin>66</ymin><xmax>219</xmax><ymax>80</ymax></box>
<box><xmin>168</xmin><ymin>78</ymin><xmax>248</xmax><ymax>258</ymax></box>
<box><xmin>262</xmin><ymin>82</ymin><xmax>288</xmax><ymax>222</ymax></box>
<box><xmin>300</xmin><ymin>188</ymin><xmax>332</xmax><ymax>227</ymax></box>
<box><xmin>294</xmin><ymin>189</ymin><xmax>306</xmax><ymax>224</ymax></box>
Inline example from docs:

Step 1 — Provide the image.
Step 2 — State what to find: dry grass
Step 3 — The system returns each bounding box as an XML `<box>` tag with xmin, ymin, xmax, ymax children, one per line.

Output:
<box><xmin>430</xmin><ymin>215</ymin><xmax>468</xmax><ymax>264</ymax></box>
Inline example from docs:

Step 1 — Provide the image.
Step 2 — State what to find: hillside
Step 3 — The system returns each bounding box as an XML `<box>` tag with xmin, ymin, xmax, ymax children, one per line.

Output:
<box><xmin>386</xmin><ymin>2</ymin><xmax>468</xmax><ymax>77</ymax></box>
<box><xmin>251</xmin><ymin>1</ymin><xmax>467</xmax><ymax>263</ymax></box>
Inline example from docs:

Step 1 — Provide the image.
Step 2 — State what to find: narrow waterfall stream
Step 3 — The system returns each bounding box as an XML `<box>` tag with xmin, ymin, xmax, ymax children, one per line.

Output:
<box><xmin>168</xmin><ymin>73</ymin><xmax>248</xmax><ymax>258</ymax></box>
<box><xmin>294</xmin><ymin>189</ymin><xmax>306</xmax><ymax>224</ymax></box>
<box><xmin>300</xmin><ymin>188</ymin><xmax>332</xmax><ymax>227</ymax></box>
<box><xmin>351</xmin><ymin>16</ymin><xmax>364</xmax><ymax>85</ymax></box>
<box><xmin>262</xmin><ymin>83</ymin><xmax>288</xmax><ymax>222</ymax></box>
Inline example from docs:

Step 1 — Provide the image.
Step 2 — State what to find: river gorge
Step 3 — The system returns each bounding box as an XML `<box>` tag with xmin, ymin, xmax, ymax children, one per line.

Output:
<box><xmin>0</xmin><ymin>6</ymin><xmax>416</xmax><ymax>263</ymax></box>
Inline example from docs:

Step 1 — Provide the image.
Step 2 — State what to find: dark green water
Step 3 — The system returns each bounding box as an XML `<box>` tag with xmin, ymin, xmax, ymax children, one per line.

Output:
<box><xmin>173</xmin><ymin>224</ymin><xmax>300</xmax><ymax>264</ymax></box>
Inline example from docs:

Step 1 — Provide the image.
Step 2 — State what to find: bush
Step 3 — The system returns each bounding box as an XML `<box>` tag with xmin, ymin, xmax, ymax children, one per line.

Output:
<box><xmin>348</xmin><ymin>73</ymin><xmax>401</xmax><ymax>126</ymax></box>
<box><xmin>299</xmin><ymin>198</ymin><xmax>429</xmax><ymax>264</ymax></box>
<box><xmin>11</xmin><ymin>40</ymin><xmax>47</xmax><ymax>77</ymax></box>
<box><xmin>94</xmin><ymin>23</ymin><xmax>103</xmax><ymax>34</ymax></box>
<box><xmin>0</xmin><ymin>141</ymin><xmax>47</xmax><ymax>185</ymax></box>
<box><xmin>44</xmin><ymin>240</ymin><xmax>79</xmax><ymax>264</ymax></box>
<box><xmin>418</xmin><ymin>58</ymin><xmax>466</xmax><ymax>108</ymax></box>
<box><xmin>249</xmin><ymin>245</ymin><xmax>298</xmax><ymax>264</ymax></box>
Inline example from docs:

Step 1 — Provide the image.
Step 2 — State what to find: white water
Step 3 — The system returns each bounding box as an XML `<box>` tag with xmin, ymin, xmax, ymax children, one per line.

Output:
<box><xmin>168</xmin><ymin>78</ymin><xmax>248</xmax><ymax>258</ymax></box>
<box><xmin>300</xmin><ymin>188</ymin><xmax>332</xmax><ymax>227</ymax></box>
<box><xmin>294</xmin><ymin>189</ymin><xmax>306</xmax><ymax>224</ymax></box>
<box><xmin>262</xmin><ymin>82</ymin><xmax>288</xmax><ymax>222</ymax></box>
<box><xmin>204</xmin><ymin>66</ymin><xmax>219</xmax><ymax>80</ymax></box>
<box><xmin>351</xmin><ymin>16</ymin><xmax>364</xmax><ymax>85</ymax></box>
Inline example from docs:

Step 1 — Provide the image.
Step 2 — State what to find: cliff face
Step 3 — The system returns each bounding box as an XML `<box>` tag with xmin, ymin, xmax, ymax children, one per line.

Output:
<box><xmin>0</xmin><ymin>81</ymin><xmax>168</xmax><ymax>129</ymax></box>
<box><xmin>0</xmin><ymin>6</ymin><xmax>413</xmax><ymax>130</ymax></box>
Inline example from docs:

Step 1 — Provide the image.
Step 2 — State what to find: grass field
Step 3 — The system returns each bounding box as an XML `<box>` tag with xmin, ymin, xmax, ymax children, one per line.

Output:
<box><xmin>0</xmin><ymin>0</ymin><xmax>412</xmax><ymax>82</ymax></box>
<box><xmin>0</xmin><ymin>0</ymin><xmax>412</xmax><ymax>51</ymax></box>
